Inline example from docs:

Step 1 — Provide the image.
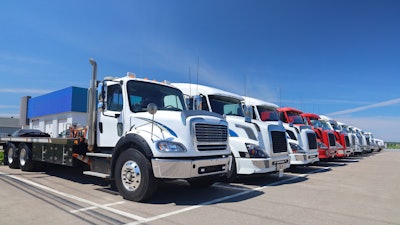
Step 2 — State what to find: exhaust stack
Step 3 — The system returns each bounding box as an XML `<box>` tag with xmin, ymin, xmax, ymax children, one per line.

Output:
<box><xmin>87</xmin><ymin>58</ymin><xmax>97</xmax><ymax>151</ymax></box>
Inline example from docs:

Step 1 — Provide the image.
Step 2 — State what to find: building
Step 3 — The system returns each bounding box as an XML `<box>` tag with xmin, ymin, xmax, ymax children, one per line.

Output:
<box><xmin>21</xmin><ymin>86</ymin><xmax>88</xmax><ymax>137</ymax></box>
<box><xmin>0</xmin><ymin>117</ymin><xmax>20</xmax><ymax>137</ymax></box>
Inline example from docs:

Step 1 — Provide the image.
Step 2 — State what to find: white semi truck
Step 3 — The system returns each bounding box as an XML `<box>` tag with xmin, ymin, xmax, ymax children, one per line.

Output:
<box><xmin>243</xmin><ymin>97</ymin><xmax>319</xmax><ymax>165</ymax></box>
<box><xmin>337</xmin><ymin>121</ymin><xmax>358</xmax><ymax>154</ymax></box>
<box><xmin>1</xmin><ymin>59</ymin><xmax>232</xmax><ymax>202</ymax></box>
<box><xmin>173</xmin><ymin>83</ymin><xmax>290</xmax><ymax>180</ymax></box>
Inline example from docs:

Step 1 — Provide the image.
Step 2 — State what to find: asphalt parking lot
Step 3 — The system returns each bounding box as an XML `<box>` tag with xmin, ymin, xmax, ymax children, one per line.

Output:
<box><xmin>0</xmin><ymin>150</ymin><xmax>399</xmax><ymax>225</ymax></box>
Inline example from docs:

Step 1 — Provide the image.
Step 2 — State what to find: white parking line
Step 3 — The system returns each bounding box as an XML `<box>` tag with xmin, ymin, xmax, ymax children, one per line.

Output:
<box><xmin>70</xmin><ymin>201</ymin><xmax>125</xmax><ymax>213</ymax></box>
<box><xmin>0</xmin><ymin>172</ymin><xmax>146</xmax><ymax>221</ymax></box>
<box><xmin>1</xmin><ymin>166</ymin><xmax>331</xmax><ymax>225</ymax></box>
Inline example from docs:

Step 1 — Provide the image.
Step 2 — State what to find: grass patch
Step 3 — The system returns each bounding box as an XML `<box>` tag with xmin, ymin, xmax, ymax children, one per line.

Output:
<box><xmin>386</xmin><ymin>142</ymin><xmax>400</xmax><ymax>149</ymax></box>
<box><xmin>0</xmin><ymin>150</ymin><xmax>3</xmax><ymax>165</ymax></box>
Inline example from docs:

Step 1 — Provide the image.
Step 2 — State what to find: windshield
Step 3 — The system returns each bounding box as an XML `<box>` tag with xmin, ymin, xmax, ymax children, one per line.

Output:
<box><xmin>257</xmin><ymin>106</ymin><xmax>279</xmax><ymax>121</ymax></box>
<box><xmin>330</xmin><ymin>121</ymin><xmax>341</xmax><ymax>130</ymax></box>
<box><xmin>310</xmin><ymin>119</ymin><xmax>331</xmax><ymax>130</ymax></box>
<box><xmin>287</xmin><ymin>111</ymin><xmax>305</xmax><ymax>124</ymax></box>
<box><xmin>127</xmin><ymin>80</ymin><xmax>185</xmax><ymax>112</ymax></box>
<box><xmin>208</xmin><ymin>95</ymin><xmax>244</xmax><ymax>117</ymax></box>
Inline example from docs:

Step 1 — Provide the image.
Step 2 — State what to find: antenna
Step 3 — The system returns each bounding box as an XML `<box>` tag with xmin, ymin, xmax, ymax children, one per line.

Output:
<box><xmin>196</xmin><ymin>56</ymin><xmax>199</xmax><ymax>84</ymax></box>
<box><xmin>189</xmin><ymin>66</ymin><xmax>192</xmax><ymax>96</ymax></box>
<box><xmin>279</xmin><ymin>88</ymin><xmax>282</xmax><ymax>107</ymax></box>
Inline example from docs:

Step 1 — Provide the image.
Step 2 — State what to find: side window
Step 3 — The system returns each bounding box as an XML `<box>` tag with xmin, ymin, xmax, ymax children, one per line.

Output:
<box><xmin>107</xmin><ymin>85</ymin><xmax>123</xmax><ymax>111</ymax></box>
<box><xmin>163</xmin><ymin>95</ymin><xmax>183</xmax><ymax>109</ymax></box>
<box><xmin>279</xmin><ymin>112</ymin><xmax>287</xmax><ymax>123</ymax></box>
<box><xmin>251</xmin><ymin>106</ymin><xmax>257</xmax><ymax>119</ymax></box>
<box><xmin>201</xmin><ymin>96</ymin><xmax>209</xmax><ymax>111</ymax></box>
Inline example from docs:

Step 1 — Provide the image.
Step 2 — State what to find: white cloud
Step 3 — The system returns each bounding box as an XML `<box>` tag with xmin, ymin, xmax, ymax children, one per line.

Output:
<box><xmin>0</xmin><ymin>105</ymin><xmax>19</xmax><ymax>109</ymax></box>
<box><xmin>0</xmin><ymin>88</ymin><xmax>52</xmax><ymax>94</ymax></box>
<box><xmin>0</xmin><ymin>52</ymin><xmax>49</xmax><ymax>65</ymax></box>
<box><xmin>327</xmin><ymin>98</ymin><xmax>400</xmax><ymax>116</ymax></box>
<box><xmin>334</xmin><ymin>116</ymin><xmax>400</xmax><ymax>142</ymax></box>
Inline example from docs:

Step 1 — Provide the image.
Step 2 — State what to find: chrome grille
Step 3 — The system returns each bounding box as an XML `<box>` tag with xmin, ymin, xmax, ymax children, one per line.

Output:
<box><xmin>351</xmin><ymin>136</ymin><xmax>356</xmax><ymax>145</ymax></box>
<box><xmin>328</xmin><ymin>133</ymin><xmax>336</xmax><ymax>146</ymax></box>
<box><xmin>345</xmin><ymin>135</ymin><xmax>350</xmax><ymax>147</ymax></box>
<box><xmin>307</xmin><ymin>132</ymin><xmax>317</xmax><ymax>149</ymax></box>
<box><xmin>195</xmin><ymin>123</ymin><xmax>228</xmax><ymax>151</ymax></box>
<box><xmin>271</xmin><ymin>131</ymin><xmax>287</xmax><ymax>153</ymax></box>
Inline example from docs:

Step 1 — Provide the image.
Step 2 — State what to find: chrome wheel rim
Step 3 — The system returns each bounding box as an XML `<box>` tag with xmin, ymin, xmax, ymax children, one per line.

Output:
<box><xmin>121</xmin><ymin>160</ymin><xmax>141</xmax><ymax>191</ymax></box>
<box><xmin>7</xmin><ymin>148</ymin><xmax>14</xmax><ymax>164</ymax></box>
<box><xmin>19</xmin><ymin>148</ymin><xmax>27</xmax><ymax>166</ymax></box>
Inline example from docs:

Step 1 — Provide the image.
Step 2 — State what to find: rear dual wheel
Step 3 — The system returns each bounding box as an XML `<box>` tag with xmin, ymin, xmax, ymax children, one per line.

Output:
<box><xmin>5</xmin><ymin>143</ymin><xmax>19</xmax><ymax>169</ymax></box>
<box><xmin>18</xmin><ymin>144</ymin><xmax>36</xmax><ymax>171</ymax></box>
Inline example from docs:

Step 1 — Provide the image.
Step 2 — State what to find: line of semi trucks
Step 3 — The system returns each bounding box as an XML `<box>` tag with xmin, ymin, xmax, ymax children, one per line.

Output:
<box><xmin>0</xmin><ymin>59</ymin><xmax>385</xmax><ymax>202</ymax></box>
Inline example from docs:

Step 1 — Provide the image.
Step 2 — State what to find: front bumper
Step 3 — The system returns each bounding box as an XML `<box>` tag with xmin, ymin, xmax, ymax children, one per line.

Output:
<box><xmin>151</xmin><ymin>155</ymin><xmax>231</xmax><ymax>179</ymax></box>
<box><xmin>290</xmin><ymin>152</ymin><xmax>319</xmax><ymax>165</ymax></box>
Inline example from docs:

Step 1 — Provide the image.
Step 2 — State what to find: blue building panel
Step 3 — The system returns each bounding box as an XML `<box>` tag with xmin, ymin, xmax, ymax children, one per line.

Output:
<box><xmin>28</xmin><ymin>87</ymin><xmax>88</xmax><ymax>118</ymax></box>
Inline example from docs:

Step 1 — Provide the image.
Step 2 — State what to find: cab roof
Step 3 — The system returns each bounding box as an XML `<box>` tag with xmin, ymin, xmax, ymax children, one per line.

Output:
<box><xmin>173</xmin><ymin>83</ymin><xmax>244</xmax><ymax>101</ymax></box>
<box><xmin>242</xmin><ymin>96</ymin><xmax>279</xmax><ymax>109</ymax></box>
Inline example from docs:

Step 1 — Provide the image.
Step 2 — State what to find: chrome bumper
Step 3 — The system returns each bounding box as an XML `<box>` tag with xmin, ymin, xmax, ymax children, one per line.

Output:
<box><xmin>151</xmin><ymin>155</ymin><xmax>231</xmax><ymax>179</ymax></box>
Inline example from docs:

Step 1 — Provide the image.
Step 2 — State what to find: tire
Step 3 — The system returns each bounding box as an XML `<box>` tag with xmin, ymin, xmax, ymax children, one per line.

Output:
<box><xmin>5</xmin><ymin>143</ymin><xmax>19</xmax><ymax>169</ymax></box>
<box><xmin>225</xmin><ymin>154</ymin><xmax>237</xmax><ymax>182</ymax></box>
<box><xmin>19</xmin><ymin>144</ymin><xmax>36</xmax><ymax>171</ymax></box>
<box><xmin>114</xmin><ymin>149</ymin><xmax>158</xmax><ymax>202</ymax></box>
<box><xmin>187</xmin><ymin>176</ymin><xmax>216</xmax><ymax>187</ymax></box>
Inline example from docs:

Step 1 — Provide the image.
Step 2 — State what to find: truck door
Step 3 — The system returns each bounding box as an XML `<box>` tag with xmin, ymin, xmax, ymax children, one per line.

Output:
<box><xmin>97</xmin><ymin>82</ymin><xmax>124</xmax><ymax>147</ymax></box>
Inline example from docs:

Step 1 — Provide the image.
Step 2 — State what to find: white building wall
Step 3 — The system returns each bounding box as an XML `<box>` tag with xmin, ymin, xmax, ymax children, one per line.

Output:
<box><xmin>29</xmin><ymin>112</ymin><xmax>87</xmax><ymax>138</ymax></box>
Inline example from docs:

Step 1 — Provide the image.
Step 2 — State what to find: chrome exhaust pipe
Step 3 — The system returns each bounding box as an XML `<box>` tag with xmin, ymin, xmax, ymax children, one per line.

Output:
<box><xmin>87</xmin><ymin>58</ymin><xmax>97</xmax><ymax>151</ymax></box>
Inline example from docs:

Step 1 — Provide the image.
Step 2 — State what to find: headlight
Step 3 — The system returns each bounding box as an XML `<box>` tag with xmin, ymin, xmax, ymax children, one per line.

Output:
<box><xmin>244</xmin><ymin>143</ymin><xmax>267</xmax><ymax>158</ymax></box>
<box><xmin>157</xmin><ymin>141</ymin><xmax>187</xmax><ymax>153</ymax></box>
<box><xmin>290</xmin><ymin>142</ymin><xmax>306</xmax><ymax>153</ymax></box>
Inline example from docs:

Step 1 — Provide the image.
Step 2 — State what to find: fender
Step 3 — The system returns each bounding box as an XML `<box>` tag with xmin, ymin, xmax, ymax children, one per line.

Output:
<box><xmin>110</xmin><ymin>133</ymin><xmax>154</xmax><ymax>178</ymax></box>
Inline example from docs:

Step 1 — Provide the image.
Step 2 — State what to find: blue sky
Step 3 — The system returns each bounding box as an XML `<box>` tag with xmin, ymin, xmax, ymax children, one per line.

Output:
<box><xmin>1</xmin><ymin>0</ymin><xmax>399</xmax><ymax>141</ymax></box>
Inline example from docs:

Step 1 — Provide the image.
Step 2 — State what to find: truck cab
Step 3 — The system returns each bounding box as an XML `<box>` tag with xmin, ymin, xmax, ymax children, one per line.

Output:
<box><xmin>337</xmin><ymin>121</ymin><xmax>358</xmax><ymax>155</ymax></box>
<box><xmin>364</xmin><ymin>132</ymin><xmax>379</xmax><ymax>152</ymax></box>
<box><xmin>320</xmin><ymin>115</ymin><xmax>352</xmax><ymax>158</ymax></box>
<box><xmin>244</xmin><ymin>97</ymin><xmax>318</xmax><ymax>166</ymax></box>
<box><xmin>300</xmin><ymin>113</ymin><xmax>337</xmax><ymax>160</ymax></box>
<box><xmin>351</xmin><ymin>126</ymin><xmax>369</xmax><ymax>154</ymax></box>
<box><xmin>173</xmin><ymin>83</ymin><xmax>290</xmax><ymax>180</ymax></box>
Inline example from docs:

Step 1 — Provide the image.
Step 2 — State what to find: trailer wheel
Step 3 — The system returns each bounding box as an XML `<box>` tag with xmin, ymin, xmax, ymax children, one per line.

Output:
<box><xmin>19</xmin><ymin>144</ymin><xmax>36</xmax><ymax>171</ymax></box>
<box><xmin>115</xmin><ymin>149</ymin><xmax>158</xmax><ymax>202</ymax></box>
<box><xmin>5</xmin><ymin>143</ymin><xmax>19</xmax><ymax>169</ymax></box>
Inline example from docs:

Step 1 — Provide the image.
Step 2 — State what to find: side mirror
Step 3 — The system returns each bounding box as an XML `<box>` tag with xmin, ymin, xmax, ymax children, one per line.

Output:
<box><xmin>193</xmin><ymin>95</ymin><xmax>202</xmax><ymax>110</ymax></box>
<box><xmin>244</xmin><ymin>106</ymin><xmax>253</xmax><ymax>123</ymax></box>
<box><xmin>147</xmin><ymin>103</ymin><xmax>158</xmax><ymax>115</ymax></box>
<box><xmin>97</xmin><ymin>82</ymin><xmax>106</xmax><ymax>112</ymax></box>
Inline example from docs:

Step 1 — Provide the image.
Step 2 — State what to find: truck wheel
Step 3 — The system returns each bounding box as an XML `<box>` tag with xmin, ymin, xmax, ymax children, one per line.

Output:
<box><xmin>225</xmin><ymin>154</ymin><xmax>237</xmax><ymax>182</ymax></box>
<box><xmin>188</xmin><ymin>176</ymin><xmax>216</xmax><ymax>187</ymax></box>
<box><xmin>5</xmin><ymin>143</ymin><xmax>19</xmax><ymax>169</ymax></box>
<box><xmin>115</xmin><ymin>149</ymin><xmax>158</xmax><ymax>202</ymax></box>
<box><xmin>19</xmin><ymin>144</ymin><xmax>36</xmax><ymax>171</ymax></box>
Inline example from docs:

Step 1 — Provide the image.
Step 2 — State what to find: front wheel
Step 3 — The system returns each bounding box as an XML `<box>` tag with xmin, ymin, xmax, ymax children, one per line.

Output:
<box><xmin>225</xmin><ymin>154</ymin><xmax>237</xmax><ymax>182</ymax></box>
<box><xmin>5</xmin><ymin>143</ymin><xmax>19</xmax><ymax>169</ymax></box>
<box><xmin>114</xmin><ymin>149</ymin><xmax>158</xmax><ymax>202</ymax></box>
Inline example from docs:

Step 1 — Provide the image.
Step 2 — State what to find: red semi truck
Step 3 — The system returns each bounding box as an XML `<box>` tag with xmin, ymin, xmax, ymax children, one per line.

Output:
<box><xmin>300</xmin><ymin>113</ymin><xmax>337</xmax><ymax>160</ymax></box>
<box><xmin>320</xmin><ymin>115</ymin><xmax>353</xmax><ymax>157</ymax></box>
<box><xmin>276</xmin><ymin>107</ymin><xmax>328</xmax><ymax>160</ymax></box>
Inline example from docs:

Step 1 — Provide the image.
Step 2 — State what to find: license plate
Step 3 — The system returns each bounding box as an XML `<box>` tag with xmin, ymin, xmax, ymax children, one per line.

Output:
<box><xmin>277</xmin><ymin>163</ymin><xmax>285</xmax><ymax>170</ymax></box>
